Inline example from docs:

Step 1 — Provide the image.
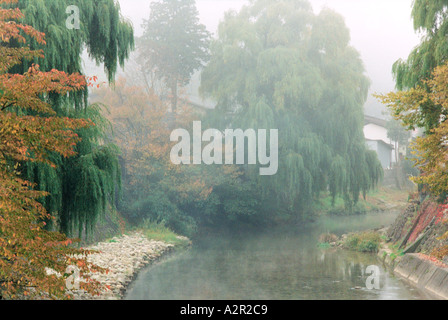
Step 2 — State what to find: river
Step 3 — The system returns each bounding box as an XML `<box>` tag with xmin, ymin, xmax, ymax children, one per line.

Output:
<box><xmin>125</xmin><ymin>211</ymin><xmax>427</xmax><ymax>300</ymax></box>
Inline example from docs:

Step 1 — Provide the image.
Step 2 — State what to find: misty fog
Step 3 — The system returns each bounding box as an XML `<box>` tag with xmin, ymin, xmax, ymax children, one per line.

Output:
<box><xmin>2</xmin><ymin>0</ymin><xmax>443</xmax><ymax>304</ymax></box>
<box><xmin>111</xmin><ymin>0</ymin><xmax>420</xmax><ymax>118</ymax></box>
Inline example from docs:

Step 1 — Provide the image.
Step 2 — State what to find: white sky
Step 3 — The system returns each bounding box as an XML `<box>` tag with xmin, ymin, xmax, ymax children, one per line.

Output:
<box><xmin>310</xmin><ymin>0</ymin><xmax>420</xmax><ymax>117</ymax></box>
<box><xmin>115</xmin><ymin>0</ymin><xmax>421</xmax><ymax>118</ymax></box>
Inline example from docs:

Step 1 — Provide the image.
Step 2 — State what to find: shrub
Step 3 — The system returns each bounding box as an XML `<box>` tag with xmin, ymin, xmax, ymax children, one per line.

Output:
<box><xmin>431</xmin><ymin>245</ymin><xmax>448</xmax><ymax>261</ymax></box>
<box><xmin>141</xmin><ymin>219</ymin><xmax>191</xmax><ymax>246</ymax></box>
<box><xmin>319</xmin><ymin>233</ymin><xmax>339</xmax><ymax>244</ymax></box>
<box><xmin>343</xmin><ymin>231</ymin><xmax>382</xmax><ymax>253</ymax></box>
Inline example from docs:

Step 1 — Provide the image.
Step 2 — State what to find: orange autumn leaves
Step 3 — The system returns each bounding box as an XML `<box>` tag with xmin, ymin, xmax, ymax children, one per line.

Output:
<box><xmin>0</xmin><ymin>0</ymin><xmax>105</xmax><ymax>299</ymax></box>
<box><xmin>96</xmin><ymin>77</ymin><xmax>174</xmax><ymax>182</ymax></box>
<box><xmin>377</xmin><ymin>62</ymin><xmax>448</xmax><ymax>197</ymax></box>
<box><xmin>93</xmin><ymin>78</ymin><xmax>215</xmax><ymax>204</ymax></box>
<box><xmin>0</xmin><ymin>4</ymin><xmax>45</xmax><ymax>46</ymax></box>
<box><xmin>0</xmin><ymin>172</ymin><xmax>106</xmax><ymax>299</ymax></box>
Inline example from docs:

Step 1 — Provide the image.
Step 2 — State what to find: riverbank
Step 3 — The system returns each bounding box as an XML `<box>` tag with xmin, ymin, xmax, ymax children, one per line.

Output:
<box><xmin>380</xmin><ymin>196</ymin><xmax>448</xmax><ymax>299</ymax></box>
<box><xmin>378</xmin><ymin>247</ymin><xmax>448</xmax><ymax>300</ymax></box>
<box><xmin>326</xmin><ymin>228</ymin><xmax>448</xmax><ymax>299</ymax></box>
<box><xmin>313</xmin><ymin>186</ymin><xmax>410</xmax><ymax>216</ymax></box>
<box><xmin>74</xmin><ymin>232</ymin><xmax>190</xmax><ymax>300</ymax></box>
<box><xmin>376</xmin><ymin>226</ymin><xmax>448</xmax><ymax>300</ymax></box>
<box><xmin>337</xmin><ymin>194</ymin><xmax>448</xmax><ymax>300</ymax></box>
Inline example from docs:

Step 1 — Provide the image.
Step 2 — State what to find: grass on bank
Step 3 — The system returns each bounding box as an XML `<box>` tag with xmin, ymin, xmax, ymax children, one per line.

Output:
<box><xmin>91</xmin><ymin>208</ymin><xmax>191</xmax><ymax>247</ymax></box>
<box><xmin>343</xmin><ymin>231</ymin><xmax>382</xmax><ymax>253</ymax></box>
<box><xmin>312</xmin><ymin>195</ymin><xmax>377</xmax><ymax>215</ymax></box>
<box><xmin>139</xmin><ymin>220</ymin><xmax>191</xmax><ymax>247</ymax></box>
<box><xmin>312</xmin><ymin>186</ymin><xmax>411</xmax><ymax>216</ymax></box>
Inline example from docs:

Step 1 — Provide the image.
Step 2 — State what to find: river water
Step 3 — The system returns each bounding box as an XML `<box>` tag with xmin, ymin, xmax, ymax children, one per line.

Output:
<box><xmin>125</xmin><ymin>212</ymin><xmax>427</xmax><ymax>300</ymax></box>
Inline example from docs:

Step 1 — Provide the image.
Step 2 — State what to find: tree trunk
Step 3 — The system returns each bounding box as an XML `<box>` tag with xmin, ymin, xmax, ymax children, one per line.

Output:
<box><xmin>171</xmin><ymin>80</ymin><xmax>178</xmax><ymax>114</ymax></box>
<box><xmin>395</xmin><ymin>141</ymin><xmax>399</xmax><ymax>164</ymax></box>
<box><xmin>399</xmin><ymin>210</ymin><xmax>422</xmax><ymax>249</ymax></box>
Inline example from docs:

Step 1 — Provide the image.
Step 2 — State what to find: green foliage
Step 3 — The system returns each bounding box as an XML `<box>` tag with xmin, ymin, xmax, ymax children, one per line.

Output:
<box><xmin>92</xmin><ymin>78</ymin><xmax>266</xmax><ymax>237</ymax></box>
<box><xmin>1</xmin><ymin>0</ymin><xmax>134</xmax><ymax>238</ymax></box>
<box><xmin>402</xmin><ymin>143</ymin><xmax>420</xmax><ymax>178</ymax></box>
<box><xmin>343</xmin><ymin>232</ymin><xmax>381</xmax><ymax>253</ymax></box>
<box><xmin>317</xmin><ymin>242</ymin><xmax>332</xmax><ymax>249</ymax></box>
<box><xmin>380</xmin><ymin>63</ymin><xmax>448</xmax><ymax>198</ymax></box>
<box><xmin>386</xmin><ymin>117</ymin><xmax>412</xmax><ymax>163</ymax></box>
<box><xmin>4</xmin><ymin>0</ymin><xmax>134</xmax><ymax>84</ymax></box>
<box><xmin>382</xmin><ymin>1</ymin><xmax>448</xmax><ymax>198</ymax></box>
<box><xmin>200</xmin><ymin>0</ymin><xmax>382</xmax><ymax>220</ymax></box>
<box><xmin>312</xmin><ymin>191</ymin><xmax>382</xmax><ymax>216</ymax></box>
<box><xmin>61</xmin><ymin>143</ymin><xmax>121</xmax><ymax>237</ymax></box>
<box><xmin>122</xmin><ymin>165</ymin><xmax>264</xmax><ymax>237</ymax></box>
<box><xmin>392</xmin><ymin>0</ymin><xmax>448</xmax><ymax>134</ymax></box>
<box><xmin>140</xmin><ymin>220</ymin><xmax>191</xmax><ymax>247</ymax></box>
<box><xmin>23</xmin><ymin>104</ymin><xmax>122</xmax><ymax>238</ymax></box>
<box><xmin>127</xmin><ymin>189</ymin><xmax>190</xmax><ymax>233</ymax></box>
<box><xmin>394</xmin><ymin>0</ymin><xmax>448</xmax><ymax>88</ymax></box>
<box><xmin>138</xmin><ymin>0</ymin><xmax>210</xmax><ymax>111</ymax></box>
<box><xmin>386</xmin><ymin>118</ymin><xmax>411</xmax><ymax>147</ymax></box>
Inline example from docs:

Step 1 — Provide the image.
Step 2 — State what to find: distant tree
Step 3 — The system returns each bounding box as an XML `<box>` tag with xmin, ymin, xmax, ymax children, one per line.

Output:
<box><xmin>200</xmin><ymin>0</ymin><xmax>383</xmax><ymax>216</ymax></box>
<box><xmin>393</xmin><ymin>0</ymin><xmax>448</xmax><ymax>133</ymax></box>
<box><xmin>93</xmin><ymin>78</ymin><xmax>262</xmax><ymax>235</ymax></box>
<box><xmin>382</xmin><ymin>0</ymin><xmax>448</xmax><ymax>197</ymax></box>
<box><xmin>386</xmin><ymin>118</ymin><xmax>412</xmax><ymax>164</ymax></box>
<box><xmin>377</xmin><ymin>63</ymin><xmax>448</xmax><ymax>198</ymax></box>
<box><xmin>138</xmin><ymin>0</ymin><xmax>211</xmax><ymax>112</ymax></box>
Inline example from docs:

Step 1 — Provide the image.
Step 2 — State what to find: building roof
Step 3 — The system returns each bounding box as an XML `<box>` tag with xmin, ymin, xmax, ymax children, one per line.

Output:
<box><xmin>364</xmin><ymin>115</ymin><xmax>387</xmax><ymax>127</ymax></box>
<box><xmin>366</xmin><ymin>138</ymin><xmax>394</xmax><ymax>150</ymax></box>
<box><xmin>179</xmin><ymin>94</ymin><xmax>216</xmax><ymax>110</ymax></box>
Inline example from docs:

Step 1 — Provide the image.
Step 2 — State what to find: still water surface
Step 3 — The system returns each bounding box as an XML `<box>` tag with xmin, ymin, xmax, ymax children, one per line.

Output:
<box><xmin>125</xmin><ymin>212</ymin><xmax>427</xmax><ymax>300</ymax></box>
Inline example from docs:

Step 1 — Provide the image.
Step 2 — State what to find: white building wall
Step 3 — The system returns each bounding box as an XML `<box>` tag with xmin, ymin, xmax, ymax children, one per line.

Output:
<box><xmin>364</xmin><ymin>123</ymin><xmax>396</xmax><ymax>164</ymax></box>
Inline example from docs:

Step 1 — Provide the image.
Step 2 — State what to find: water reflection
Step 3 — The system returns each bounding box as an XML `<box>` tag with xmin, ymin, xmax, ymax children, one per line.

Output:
<box><xmin>125</xmin><ymin>212</ymin><xmax>425</xmax><ymax>300</ymax></box>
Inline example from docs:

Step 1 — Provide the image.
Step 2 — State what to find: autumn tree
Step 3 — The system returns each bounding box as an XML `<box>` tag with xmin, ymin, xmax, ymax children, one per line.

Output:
<box><xmin>378</xmin><ymin>63</ymin><xmax>448</xmax><ymax>198</ymax></box>
<box><xmin>92</xmin><ymin>78</ymin><xmax>262</xmax><ymax>235</ymax></box>
<box><xmin>378</xmin><ymin>0</ymin><xmax>448</xmax><ymax>198</ymax></box>
<box><xmin>200</xmin><ymin>0</ymin><xmax>382</xmax><ymax>217</ymax></box>
<box><xmin>138</xmin><ymin>0</ymin><xmax>211</xmax><ymax>112</ymax></box>
<box><xmin>393</xmin><ymin>0</ymin><xmax>448</xmax><ymax>133</ymax></box>
<box><xmin>1</xmin><ymin>0</ymin><xmax>134</xmax><ymax>237</ymax></box>
<box><xmin>0</xmin><ymin>1</ymin><xmax>105</xmax><ymax>299</ymax></box>
<box><xmin>386</xmin><ymin>118</ymin><xmax>412</xmax><ymax>164</ymax></box>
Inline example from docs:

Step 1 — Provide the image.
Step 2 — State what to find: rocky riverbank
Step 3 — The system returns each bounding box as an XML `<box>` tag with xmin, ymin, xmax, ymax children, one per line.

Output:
<box><xmin>336</xmin><ymin>195</ymin><xmax>448</xmax><ymax>300</ymax></box>
<box><xmin>378</xmin><ymin>247</ymin><xmax>448</xmax><ymax>300</ymax></box>
<box><xmin>320</xmin><ymin>199</ymin><xmax>448</xmax><ymax>300</ymax></box>
<box><xmin>73</xmin><ymin>232</ymin><xmax>189</xmax><ymax>300</ymax></box>
<box><xmin>374</xmin><ymin>197</ymin><xmax>448</xmax><ymax>300</ymax></box>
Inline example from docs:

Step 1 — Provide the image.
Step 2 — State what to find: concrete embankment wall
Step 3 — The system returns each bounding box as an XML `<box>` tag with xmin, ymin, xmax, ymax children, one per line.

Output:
<box><xmin>393</xmin><ymin>254</ymin><xmax>448</xmax><ymax>300</ymax></box>
<box><xmin>378</xmin><ymin>196</ymin><xmax>448</xmax><ymax>299</ymax></box>
<box><xmin>378</xmin><ymin>249</ymin><xmax>448</xmax><ymax>300</ymax></box>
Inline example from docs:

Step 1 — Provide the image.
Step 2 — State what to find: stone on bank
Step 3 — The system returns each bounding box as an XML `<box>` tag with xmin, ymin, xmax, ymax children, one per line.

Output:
<box><xmin>73</xmin><ymin>232</ymin><xmax>187</xmax><ymax>300</ymax></box>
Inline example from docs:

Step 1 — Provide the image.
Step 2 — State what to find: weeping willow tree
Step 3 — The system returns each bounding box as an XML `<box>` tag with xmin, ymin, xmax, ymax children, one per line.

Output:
<box><xmin>2</xmin><ymin>0</ymin><xmax>134</xmax><ymax>237</ymax></box>
<box><xmin>392</xmin><ymin>0</ymin><xmax>448</xmax><ymax>133</ymax></box>
<box><xmin>382</xmin><ymin>1</ymin><xmax>448</xmax><ymax>198</ymax></box>
<box><xmin>200</xmin><ymin>0</ymin><xmax>383</xmax><ymax>218</ymax></box>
